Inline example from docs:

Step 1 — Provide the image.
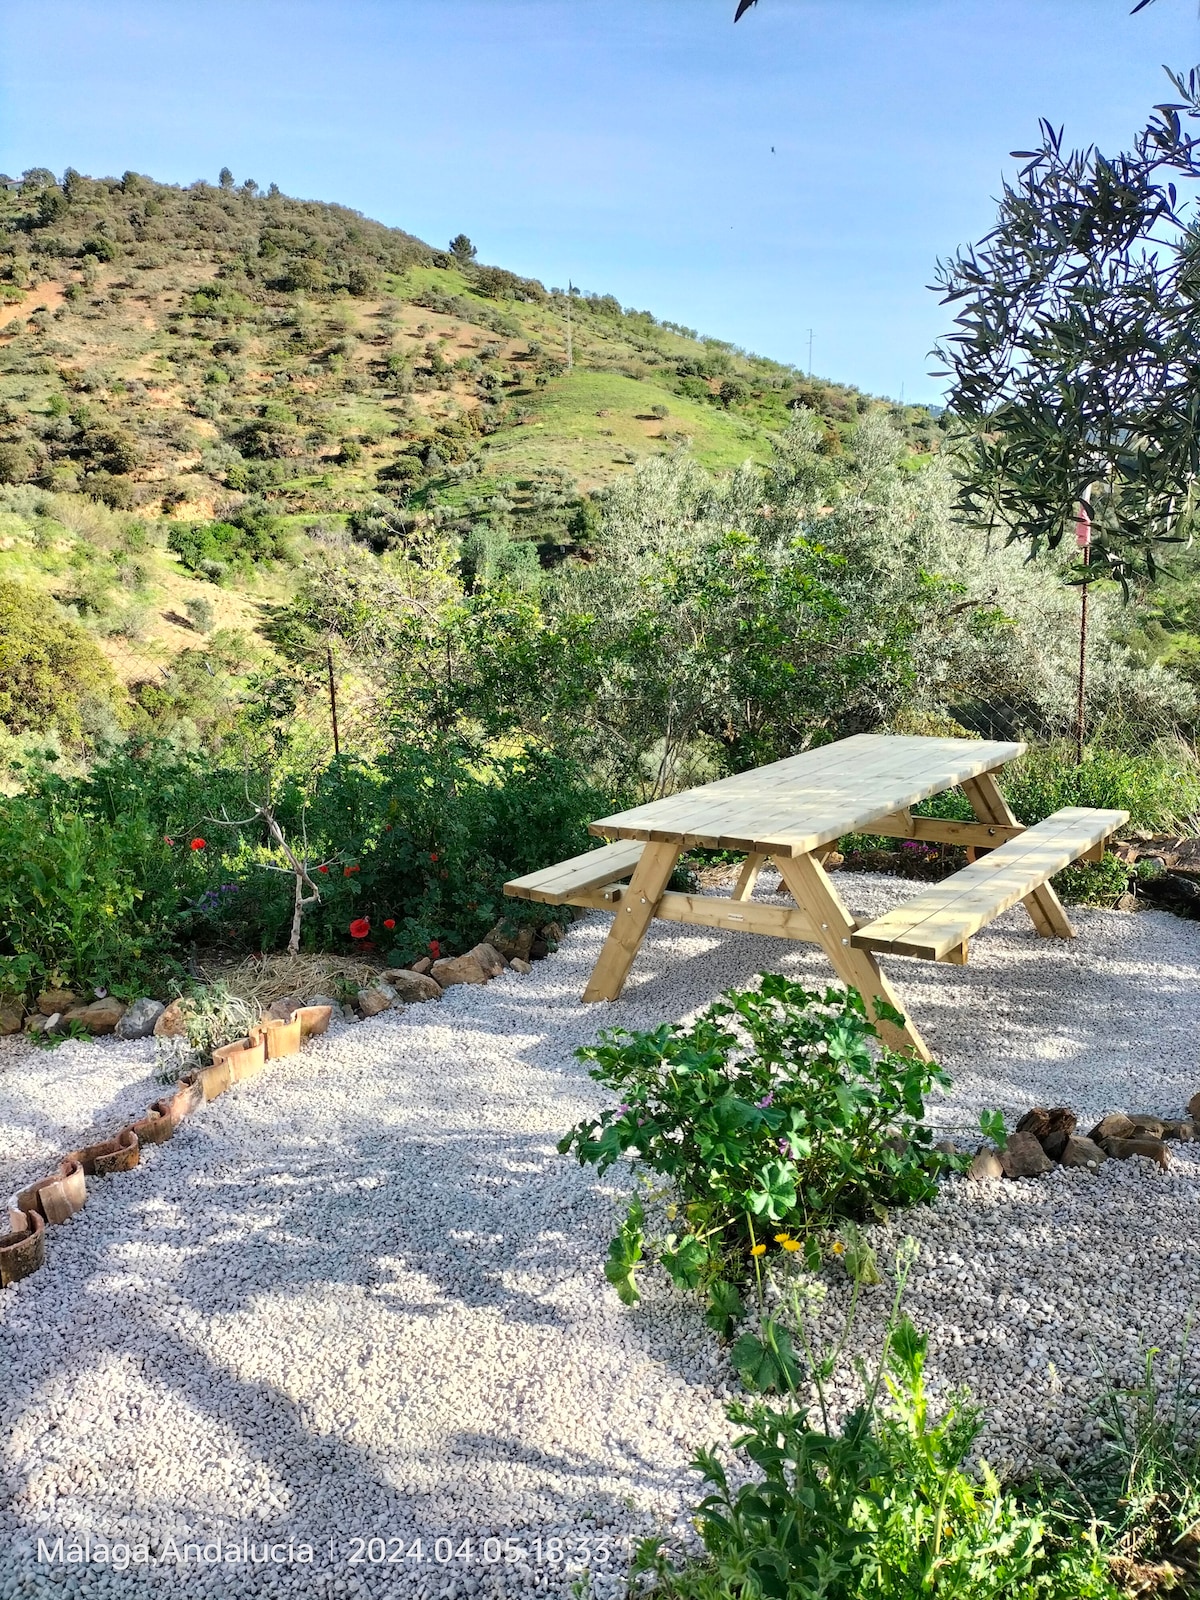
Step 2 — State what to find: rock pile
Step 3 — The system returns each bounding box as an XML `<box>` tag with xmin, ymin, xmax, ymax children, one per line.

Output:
<box><xmin>349</xmin><ymin>919</ymin><xmax>563</xmax><ymax>1019</ymax></box>
<box><xmin>968</xmin><ymin>1098</ymin><xmax>1198</xmax><ymax>1181</ymax></box>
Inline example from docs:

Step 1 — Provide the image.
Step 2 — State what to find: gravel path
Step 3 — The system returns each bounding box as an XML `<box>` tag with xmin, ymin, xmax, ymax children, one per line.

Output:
<box><xmin>3</xmin><ymin>872</ymin><xmax>1200</xmax><ymax>1598</ymax></box>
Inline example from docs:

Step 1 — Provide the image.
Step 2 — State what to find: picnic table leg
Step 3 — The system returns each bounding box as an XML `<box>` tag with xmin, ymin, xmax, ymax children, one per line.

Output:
<box><xmin>772</xmin><ymin>851</ymin><xmax>932</xmax><ymax>1062</ymax></box>
<box><xmin>731</xmin><ymin>854</ymin><xmax>764</xmax><ymax>901</ymax></box>
<box><xmin>961</xmin><ymin>772</ymin><xmax>1074</xmax><ymax>939</ymax></box>
<box><xmin>582</xmin><ymin>841</ymin><xmax>682</xmax><ymax>1002</ymax></box>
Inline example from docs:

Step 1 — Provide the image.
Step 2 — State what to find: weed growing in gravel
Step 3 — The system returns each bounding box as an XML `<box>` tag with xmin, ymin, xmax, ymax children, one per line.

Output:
<box><xmin>559</xmin><ymin>976</ymin><xmax>959</xmax><ymax>1317</ymax></box>
<box><xmin>1043</xmin><ymin>1331</ymin><xmax>1200</xmax><ymax>1595</ymax></box>
<box><xmin>178</xmin><ymin>981</ymin><xmax>258</xmax><ymax>1056</ymax></box>
<box><xmin>631</xmin><ymin>1250</ymin><xmax>1119</xmax><ymax>1600</ymax></box>
<box><xmin>153</xmin><ymin>981</ymin><xmax>258</xmax><ymax>1081</ymax></box>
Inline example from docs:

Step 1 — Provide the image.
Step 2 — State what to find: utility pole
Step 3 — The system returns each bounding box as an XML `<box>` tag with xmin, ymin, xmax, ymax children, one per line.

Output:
<box><xmin>1075</xmin><ymin>497</ymin><xmax>1093</xmax><ymax>766</ymax></box>
<box><xmin>326</xmin><ymin>641</ymin><xmax>340</xmax><ymax>759</ymax></box>
<box><xmin>566</xmin><ymin>280</ymin><xmax>574</xmax><ymax>370</ymax></box>
<box><xmin>806</xmin><ymin>328</ymin><xmax>813</xmax><ymax>377</ymax></box>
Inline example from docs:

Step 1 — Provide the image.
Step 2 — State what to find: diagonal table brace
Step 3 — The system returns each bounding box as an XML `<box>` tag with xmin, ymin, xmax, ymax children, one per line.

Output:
<box><xmin>575</xmin><ymin>839</ymin><xmax>930</xmax><ymax>1061</ymax></box>
<box><xmin>771</xmin><ymin>851</ymin><xmax>931</xmax><ymax>1061</ymax></box>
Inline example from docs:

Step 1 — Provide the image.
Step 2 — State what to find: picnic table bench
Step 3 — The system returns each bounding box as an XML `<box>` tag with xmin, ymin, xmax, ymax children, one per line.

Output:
<box><xmin>504</xmin><ymin>734</ymin><xmax>1126</xmax><ymax>1059</ymax></box>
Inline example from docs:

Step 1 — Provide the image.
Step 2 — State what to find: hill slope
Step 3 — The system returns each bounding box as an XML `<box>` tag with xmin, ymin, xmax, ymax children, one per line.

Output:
<box><xmin>0</xmin><ymin>167</ymin><xmax>942</xmax><ymax>550</ymax></box>
<box><xmin>0</xmin><ymin>168</ymin><xmax>951</xmax><ymax>750</ymax></box>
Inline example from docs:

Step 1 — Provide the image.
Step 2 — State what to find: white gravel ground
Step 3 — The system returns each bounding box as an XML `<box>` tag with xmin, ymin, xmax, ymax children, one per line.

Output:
<box><xmin>2</xmin><ymin>870</ymin><xmax>1200</xmax><ymax>1599</ymax></box>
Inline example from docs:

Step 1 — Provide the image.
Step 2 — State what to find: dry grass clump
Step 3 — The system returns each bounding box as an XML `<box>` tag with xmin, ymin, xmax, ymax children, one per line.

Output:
<box><xmin>194</xmin><ymin>951</ymin><xmax>380</xmax><ymax>1010</ymax></box>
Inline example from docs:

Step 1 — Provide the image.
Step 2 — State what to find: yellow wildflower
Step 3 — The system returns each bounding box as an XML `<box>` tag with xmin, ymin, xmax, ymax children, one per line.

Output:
<box><xmin>831</xmin><ymin>1240</ymin><xmax>846</xmax><ymax>1257</ymax></box>
<box><xmin>750</xmin><ymin>1243</ymin><xmax>767</xmax><ymax>1257</ymax></box>
<box><xmin>774</xmin><ymin>1233</ymin><xmax>801</xmax><ymax>1252</ymax></box>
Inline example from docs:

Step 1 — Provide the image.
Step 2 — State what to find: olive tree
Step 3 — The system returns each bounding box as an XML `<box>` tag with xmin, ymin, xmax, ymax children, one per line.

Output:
<box><xmin>933</xmin><ymin>70</ymin><xmax>1200</xmax><ymax>590</ymax></box>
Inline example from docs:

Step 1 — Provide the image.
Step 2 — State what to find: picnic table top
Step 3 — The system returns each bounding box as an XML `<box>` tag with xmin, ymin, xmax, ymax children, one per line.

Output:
<box><xmin>588</xmin><ymin>734</ymin><xmax>1025</xmax><ymax>859</ymax></box>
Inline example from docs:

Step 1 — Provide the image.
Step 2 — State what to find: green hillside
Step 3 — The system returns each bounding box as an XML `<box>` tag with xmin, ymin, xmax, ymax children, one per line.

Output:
<box><xmin>0</xmin><ymin>167</ymin><xmax>941</xmax><ymax>551</ymax></box>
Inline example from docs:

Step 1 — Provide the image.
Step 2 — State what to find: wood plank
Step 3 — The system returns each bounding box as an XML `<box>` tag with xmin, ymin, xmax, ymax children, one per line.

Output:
<box><xmin>562</xmin><ymin>885</ymin><xmax>819</xmax><ymax>945</ymax></box>
<box><xmin>564</xmin><ymin>885</ymin><xmax>626</xmax><ymax>910</ymax></box>
<box><xmin>724</xmin><ymin>740</ymin><xmax>1018</xmax><ymax>856</ymax></box>
<box><xmin>581</xmin><ymin>840</ymin><xmax>681</xmax><ymax>1002</ymax></box>
<box><xmin>772</xmin><ymin>851</ymin><xmax>931</xmax><ymax>1061</ymax></box>
<box><xmin>851</xmin><ymin>807</ymin><xmax>1126</xmax><ymax>960</ymax></box>
<box><xmin>588</xmin><ymin>735</ymin><xmax>1026</xmax><ymax>856</ymax></box>
<box><xmin>869</xmin><ymin>813</ymin><xmax>1027</xmax><ymax>848</ymax></box>
<box><xmin>504</xmin><ymin>840</ymin><xmax>647</xmax><ymax>904</ymax></box>
<box><xmin>655</xmin><ymin>891</ymin><xmax>819</xmax><ymax>942</ymax></box>
<box><xmin>962</xmin><ymin>770</ymin><xmax>1074</xmax><ymax>939</ymax></box>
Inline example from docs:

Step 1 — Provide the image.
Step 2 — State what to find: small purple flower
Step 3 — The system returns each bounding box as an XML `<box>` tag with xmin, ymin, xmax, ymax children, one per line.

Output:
<box><xmin>757</xmin><ymin>1092</ymin><xmax>774</xmax><ymax>1109</ymax></box>
<box><xmin>94</xmin><ymin>987</ymin><xmax>108</xmax><ymax>999</ymax></box>
<box><xmin>616</xmin><ymin>1103</ymin><xmax>632</xmax><ymax>1117</ymax></box>
<box><xmin>778</xmin><ymin>1138</ymin><xmax>791</xmax><ymax>1157</ymax></box>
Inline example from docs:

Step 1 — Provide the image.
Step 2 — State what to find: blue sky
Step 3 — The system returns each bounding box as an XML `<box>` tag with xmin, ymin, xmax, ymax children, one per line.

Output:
<box><xmin>0</xmin><ymin>0</ymin><xmax>1196</xmax><ymax>402</ymax></box>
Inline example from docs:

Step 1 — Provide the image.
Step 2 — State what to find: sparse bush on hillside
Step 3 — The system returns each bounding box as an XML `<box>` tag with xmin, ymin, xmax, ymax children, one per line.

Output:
<box><xmin>185</xmin><ymin>595</ymin><xmax>215</xmax><ymax>633</ymax></box>
<box><xmin>167</xmin><ymin>507</ymin><xmax>292</xmax><ymax>580</ymax></box>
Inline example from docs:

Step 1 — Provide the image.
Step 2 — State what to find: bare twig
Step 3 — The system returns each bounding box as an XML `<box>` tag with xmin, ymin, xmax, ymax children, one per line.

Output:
<box><xmin>205</xmin><ymin>798</ymin><xmax>336</xmax><ymax>955</ymax></box>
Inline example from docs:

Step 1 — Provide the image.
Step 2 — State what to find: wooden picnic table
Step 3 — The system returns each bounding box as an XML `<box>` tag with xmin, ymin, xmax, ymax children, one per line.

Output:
<box><xmin>505</xmin><ymin>734</ymin><xmax>1126</xmax><ymax>1060</ymax></box>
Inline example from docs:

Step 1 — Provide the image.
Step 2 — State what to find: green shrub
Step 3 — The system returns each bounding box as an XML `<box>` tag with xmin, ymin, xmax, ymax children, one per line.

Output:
<box><xmin>0</xmin><ymin>739</ymin><xmax>608</xmax><ymax>992</ymax></box>
<box><xmin>1000</xmin><ymin>742</ymin><xmax>1200</xmax><ymax>833</ymax></box>
<box><xmin>201</xmin><ymin>744</ymin><xmax>607</xmax><ymax>963</ymax></box>
<box><xmin>1051</xmin><ymin>853</ymin><xmax>1132</xmax><ymax>907</ymax></box>
<box><xmin>185</xmin><ymin>595</ymin><xmax>215</xmax><ymax>633</ymax></box>
<box><xmin>0</xmin><ymin>576</ymin><xmax>122</xmax><ymax>739</ymax></box>
<box><xmin>168</xmin><ymin>508</ymin><xmax>291</xmax><ymax>579</ymax></box>
<box><xmin>559</xmin><ymin>977</ymin><xmax>955</xmax><ymax>1308</ymax></box>
<box><xmin>0</xmin><ymin>794</ymin><xmax>198</xmax><ymax>996</ymax></box>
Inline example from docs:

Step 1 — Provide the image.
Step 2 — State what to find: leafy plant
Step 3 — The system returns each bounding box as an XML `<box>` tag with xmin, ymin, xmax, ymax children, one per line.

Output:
<box><xmin>559</xmin><ymin>977</ymin><xmax>958</xmax><ymax>1304</ymax></box>
<box><xmin>632</xmin><ymin>1255</ymin><xmax>1118</xmax><ymax>1600</ymax></box>
<box><xmin>0</xmin><ymin>738</ymin><xmax>607</xmax><ymax>992</ymax></box>
<box><xmin>179</xmin><ymin>981</ymin><xmax>258</xmax><ymax>1058</ymax></box>
<box><xmin>0</xmin><ymin>791</ymin><xmax>197</xmax><ymax>995</ymax></box>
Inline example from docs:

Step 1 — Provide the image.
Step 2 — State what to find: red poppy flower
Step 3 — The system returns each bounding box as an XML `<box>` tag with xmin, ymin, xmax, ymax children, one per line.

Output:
<box><xmin>190</xmin><ymin>838</ymin><xmax>206</xmax><ymax>851</ymax></box>
<box><xmin>430</xmin><ymin>852</ymin><xmax>439</xmax><ymax>862</ymax></box>
<box><xmin>349</xmin><ymin>917</ymin><xmax>370</xmax><ymax>939</ymax></box>
<box><xmin>428</xmin><ymin>938</ymin><xmax>441</xmax><ymax>958</ymax></box>
<box><xmin>318</xmin><ymin>864</ymin><xmax>328</xmax><ymax>874</ymax></box>
<box><xmin>344</xmin><ymin>864</ymin><xmax>359</xmax><ymax>877</ymax></box>
<box><xmin>383</xmin><ymin>918</ymin><xmax>396</xmax><ymax>930</ymax></box>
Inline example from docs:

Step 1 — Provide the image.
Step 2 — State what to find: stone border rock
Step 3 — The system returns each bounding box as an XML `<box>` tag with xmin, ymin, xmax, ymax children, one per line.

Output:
<box><xmin>966</xmin><ymin>1097</ymin><xmax>1199</xmax><ymax>1181</ymax></box>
